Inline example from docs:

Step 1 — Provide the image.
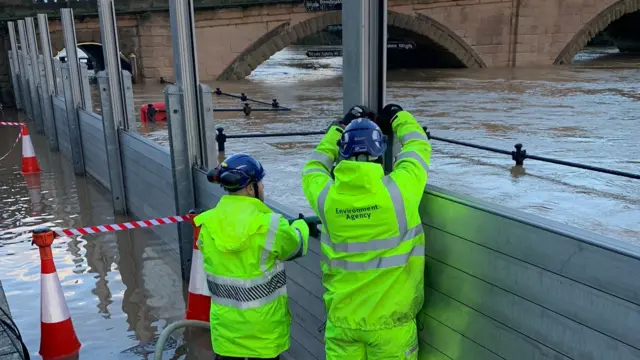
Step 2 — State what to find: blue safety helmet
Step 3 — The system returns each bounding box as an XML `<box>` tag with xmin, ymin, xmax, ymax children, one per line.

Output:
<box><xmin>338</xmin><ymin>118</ymin><xmax>387</xmax><ymax>160</ymax></box>
<box><xmin>207</xmin><ymin>153</ymin><xmax>266</xmax><ymax>192</ymax></box>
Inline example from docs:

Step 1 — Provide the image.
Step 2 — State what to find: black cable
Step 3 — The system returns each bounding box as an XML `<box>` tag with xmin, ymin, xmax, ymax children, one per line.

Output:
<box><xmin>0</xmin><ymin>306</ymin><xmax>30</xmax><ymax>360</ymax></box>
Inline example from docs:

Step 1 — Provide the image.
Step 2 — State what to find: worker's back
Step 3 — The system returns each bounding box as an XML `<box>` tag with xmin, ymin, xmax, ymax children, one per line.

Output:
<box><xmin>195</xmin><ymin>195</ymin><xmax>291</xmax><ymax>358</ymax></box>
<box><xmin>318</xmin><ymin>159</ymin><xmax>426</xmax><ymax>330</ymax></box>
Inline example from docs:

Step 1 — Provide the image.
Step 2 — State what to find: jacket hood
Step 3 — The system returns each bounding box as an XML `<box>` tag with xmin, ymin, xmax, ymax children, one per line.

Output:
<box><xmin>333</xmin><ymin>160</ymin><xmax>385</xmax><ymax>193</ymax></box>
<box><xmin>194</xmin><ymin>195</ymin><xmax>271</xmax><ymax>253</ymax></box>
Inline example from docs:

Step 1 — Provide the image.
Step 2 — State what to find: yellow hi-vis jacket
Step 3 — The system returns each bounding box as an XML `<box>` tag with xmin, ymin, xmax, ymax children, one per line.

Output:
<box><xmin>302</xmin><ymin>110</ymin><xmax>431</xmax><ymax>330</ymax></box>
<box><xmin>194</xmin><ymin>195</ymin><xmax>310</xmax><ymax>358</ymax></box>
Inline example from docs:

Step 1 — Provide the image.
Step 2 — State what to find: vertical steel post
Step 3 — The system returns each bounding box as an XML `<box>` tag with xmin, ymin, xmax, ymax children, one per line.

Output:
<box><xmin>37</xmin><ymin>55</ymin><xmax>55</xmax><ymax>143</ymax></box>
<box><xmin>26</xmin><ymin>17</ymin><xmax>44</xmax><ymax>134</ymax></box>
<box><xmin>198</xmin><ymin>84</ymin><xmax>217</xmax><ymax>169</ymax></box>
<box><xmin>342</xmin><ymin>0</ymin><xmax>393</xmax><ymax>172</ymax></box>
<box><xmin>169</xmin><ymin>0</ymin><xmax>202</xmax><ymax>166</ymax></box>
<box><xmin>121</xmin><ymin>70</ymin><xmax>137</xmax><ymax>131</ymax></box>
<box><xmin>53</xmin><ymin>58</ymin><xmax>63</xmax><ymax>96</ymax></box>
<box><xmin>61</xmin><ymin>9</ymin><xmax>86</xmax><ymax>176</ymax></box>
<box><xmin>61</xmin><ymin>63</ymin><xmax>85</xmax><ymax>175</ymax></box>
<box><xmin>79</xmin><ymin>63</ymin><xmax>93</xmax><ymax>111</ymax></box>
<box><xmin>97</xmin><ymin>71</ymin><xmax>127</xmax><ymax>214</ymax></box>
<box><xmin>97</xmin><ymin>0</ymin><xmax>129</xmax><ymax>130</ymax></box>
<box><xmin>18</xmin><ymin>21</ymin><xmax>33</xmax><ymax>121</ymax></box>
<box><xmin>61</xmin><ymin>9</ymin><xmax>85</xmax><ymax>110</ymax></box>
<box><xmin>17</xmin><ymin>21</ymin><xmax>32</xmax><ymax>117</ymax></box>
<box><xmin>165</xmin><ymin>84</ymin><xmax>195</xmax><ymax>282</ymax></box>
<box><xmin>8</xmin><ymin>23</ymin><xmax>22</xmax><ymax>109</ymax></box>
<box><xmin>37</xmin><ymin>14</ymin><xmax>59</xmax><ymax>151</ymax></box>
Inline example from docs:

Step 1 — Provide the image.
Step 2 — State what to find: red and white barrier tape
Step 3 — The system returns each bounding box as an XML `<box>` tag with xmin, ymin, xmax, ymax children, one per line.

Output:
<box><xmin>0</xmin><ymin>131</ymin><xmax>22</xmax><ymax>162</ymax></box>
<box><xmin>0</xmin><ymin>122</ymin><xmax>24</xmax><ymax>126</ymax></box>
<box><xmin>54</xmin><ymin>215</ymin><xmax>191</xmax><ymax>237</ymax></box>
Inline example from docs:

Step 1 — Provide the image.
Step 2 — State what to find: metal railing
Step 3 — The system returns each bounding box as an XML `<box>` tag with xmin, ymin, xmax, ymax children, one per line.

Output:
<box><xmin>213</xmin><ymin>126</ymin><xmax>640</xmax><ymax>180</ymax></box>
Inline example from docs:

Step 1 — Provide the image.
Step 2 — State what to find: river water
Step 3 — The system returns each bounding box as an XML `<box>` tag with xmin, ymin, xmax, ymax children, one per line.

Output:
<box><xmin>0</xmin><ymin>44</ymin><xmax>639</xmax><ymax>359</ymax></box>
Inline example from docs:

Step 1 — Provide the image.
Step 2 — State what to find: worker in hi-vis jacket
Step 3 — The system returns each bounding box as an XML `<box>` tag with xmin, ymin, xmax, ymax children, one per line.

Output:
<box><xmin>302</xmin><ymin>104</ymin><xmax>432</xmax><ymax>359</ymax></box>
<box><xmin>195</xmin><ymin>153</ymin><xmax>311</xmax><ymax>360</ymax></box>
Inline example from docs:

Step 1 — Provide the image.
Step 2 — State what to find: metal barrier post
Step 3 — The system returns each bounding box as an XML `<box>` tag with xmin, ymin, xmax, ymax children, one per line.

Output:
<box><xmin>198</xmin><ymin>84</ymin><xmax>217</xmax><ymax>168</ymax></box>
<box><xmin>169</xmin><ymin>0</ymin><xmax>203</xmax><ymax>167</ymax></box>
<box><xmin>8</xmin><ymin>22</ymin><xmax>22</xmax><ymax>109</ymax></box>
<box><xmin>17</xmin><ymin>20</ymin><xmax>33</xmax><ymax>121</ymax></box>
<box><xmin>97</xmin><ymin>71</ymin><xmax>127</xmax><ymax>214</ymax></box>
<box><xmin>61</xmin><ymin>9</ymin><xmax>86</xmax><ymax>176</ymax></box>
<box><xmin>26</xmin><ymin>17</ymin><xmax>44</xmax><ymax>134</ymax></box>
<box><xmin>53</xmin><ymin>58</ymin><xmax>63</xmax><ymax>96</ymax></box>
<box><xmin>342</xmin><ymin>0</ymin><xmax>393</xmax><ymax>172</ymax></box>
<box><xmin>79</xmin><ymin>63</ymin><xmax>92</xmax><ymax>111</ymax></box>
<box><xmin>165</xmin><ymin>84</ymin><xmax>195</xmax><ymax>282</ymax></box>
<box><xmin>38</xmin><ymin>13</ymin><xmax>59</xmax><ymax>151</ymax></box>
<box><xmin>121</xmin><ymin>70</ymin><xmax>137</xmax><ymax>131</ymax></box>
<box><xmin>61</xmin><ymin>9</ymin><xmax>85</xmax><ymax>111</ymax></box>
<box><xmin>37</xmin><ymin>55</ymin><xmax>54</xmax><ymax>141</ymax></box>
<box><xmin>97</xmin><ymin>0</ymin><xmax>128</xmax><ymax>130</ymax></box>
<box><xmin>60</xmin><ymin>62</ymin><xmax>85</xmax><ymax>175</ymax></box>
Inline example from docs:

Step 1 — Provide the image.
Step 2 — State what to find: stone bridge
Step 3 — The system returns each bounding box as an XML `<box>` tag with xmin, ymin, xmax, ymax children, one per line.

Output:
<box><xmin>1</xmin><ymin>0</ymin><xmax>640</xmax><ymax>86</ymax></box>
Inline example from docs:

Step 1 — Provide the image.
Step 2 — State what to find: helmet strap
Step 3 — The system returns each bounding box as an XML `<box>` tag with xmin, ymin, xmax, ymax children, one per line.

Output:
<box><xmin>252</xmin><ymin>182</ymin><xmax>260</xmax><ymax>200</ymax></box>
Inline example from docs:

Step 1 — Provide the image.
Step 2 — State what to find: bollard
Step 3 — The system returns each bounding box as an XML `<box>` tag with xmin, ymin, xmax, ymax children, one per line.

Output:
<box><xmin>271</xmin><ymin>99</ymin><xmax>279</xmax><ymax>108</ymax></box>
<box><xmin>32</xmin><ymin>226</ymin><xmax>81</xmax><ymax>359</ymax></box>
<box><xmin>185</xmin><ymin>210</ymin><xmax>211</xmax><ymax>322</ymax></box>
<box><xmin>243</xmin><ymin>103</ymin><xmax>252</xmax><ymax>116</ymax></box>
<box><xmin>512</xmin><ymin>143</ymin><xmax>526</xmax><ymax>166</ymax></box>
<box><xmin>215</xmin><ymin>127</ymin><xmax>226</xmax><ymax>165</ymax></box>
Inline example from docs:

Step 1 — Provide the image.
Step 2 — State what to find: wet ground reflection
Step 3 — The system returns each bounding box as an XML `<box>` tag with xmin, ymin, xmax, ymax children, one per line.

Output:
<box><xmin>0</xmin><ymin>118</ymin><xmax>197</xmax><ymax>358</ymax></box>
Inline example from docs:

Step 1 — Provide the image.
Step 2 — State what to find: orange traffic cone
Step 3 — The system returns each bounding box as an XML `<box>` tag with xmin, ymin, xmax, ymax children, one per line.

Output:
<box><xmin>21</xmin><ymin>125</ymin><xmax>40</xmax><ymax>174</ymax></box>
<box><xmin>185</xmin><ymin>212</ymin><xmax>211</xmax><ymax>322</ymax></box>
<box><xmin>32</xmin><ymin>226</ymin><xmax>81</xmax><ymax>359</ymax></box>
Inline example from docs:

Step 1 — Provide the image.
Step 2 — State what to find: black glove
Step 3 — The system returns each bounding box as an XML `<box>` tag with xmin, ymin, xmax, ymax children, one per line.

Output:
<box><xmin>377</xmin><ymin>103</ymin><xmax>403</xmax><ymax>135</ymax></box>
<box><xmin>288</xmin><ymin>213</ymin><xmax>322</xmax><ymax>238</ymax></box>
<box><xmin>340</xmin><ymin>105</ymin><xmax>376</xmax><ymax>127</ymax></box>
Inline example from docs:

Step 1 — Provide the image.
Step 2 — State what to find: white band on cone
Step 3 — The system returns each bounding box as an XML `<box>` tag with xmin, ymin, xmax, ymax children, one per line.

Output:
<box><xmin>22</xmin><ymin>135</ymin><xmax>35</xmax><ymax>157</ymax></box>
<box><xmin>41</xmin><ymin>273</ymin><xmax>71</xmax><ymax>323</ymax></box>
<box><xmin>188</xmin><ymin>249</ymin><xmax>211</xmax><ymax>296</ymax></box>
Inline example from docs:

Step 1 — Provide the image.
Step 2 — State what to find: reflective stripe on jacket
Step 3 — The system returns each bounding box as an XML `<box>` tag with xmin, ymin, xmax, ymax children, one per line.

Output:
<box><xmin>302</xmin><ymin>111</ymin><xmax>431</xmax><ymax>330</ymax></box>
<box><xmin>194</xmin><ymin>195</ymin><xmax>309</xmax><ymax>358</ymax></box>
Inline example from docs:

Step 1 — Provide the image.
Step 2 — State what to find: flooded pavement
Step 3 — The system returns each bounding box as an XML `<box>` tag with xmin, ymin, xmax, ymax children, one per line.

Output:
<box><xmin>1</xmin><ymin>44</ymin><xmax>638</xmax><ymax>359</ymax></box>
<box><xmin>0</xmin><ymin>116</ymin><xmax>195</xmax><ymax>359</ymax></box>
<box><xmin>130</xmin><ymin>45</ymin><xmax>640</xmax><ymax>243</ymax></box>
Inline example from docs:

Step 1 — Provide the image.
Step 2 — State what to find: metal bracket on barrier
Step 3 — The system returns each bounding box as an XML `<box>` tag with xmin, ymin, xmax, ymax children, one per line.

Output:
<box><xmin>97</xmin><ymin>71</ymin><xmax>127</xmax><ymax>214</ymax></box>
<box><xmin>165</xmin><ymin>84</ymin><xmax>196</xmax><ymax>282</ymax></box>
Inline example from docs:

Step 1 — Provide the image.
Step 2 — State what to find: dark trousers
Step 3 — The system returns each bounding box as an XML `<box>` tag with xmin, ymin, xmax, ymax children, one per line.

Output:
<box><xmin>216</xmin><ymin>356</ymin><xmax>280</xmax><ymax>360</ymax></box>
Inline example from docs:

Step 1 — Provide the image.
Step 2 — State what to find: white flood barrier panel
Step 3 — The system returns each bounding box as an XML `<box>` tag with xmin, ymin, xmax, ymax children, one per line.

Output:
<box><xmin>78</xmin><ymin>109</ymin><xmax>109</xmax><ymax>189</ymax></box>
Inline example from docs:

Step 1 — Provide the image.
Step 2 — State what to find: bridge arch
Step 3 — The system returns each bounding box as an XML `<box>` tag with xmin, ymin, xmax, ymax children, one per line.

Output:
<box><xmin>217</xmin><ymin>11</ymin><xmax>486</xmax><ymax>81</ymax></box>
<box><xmin>554</xmin><ymin>0</ymin><xmax>640</xmax><ymax>64</ymax></box>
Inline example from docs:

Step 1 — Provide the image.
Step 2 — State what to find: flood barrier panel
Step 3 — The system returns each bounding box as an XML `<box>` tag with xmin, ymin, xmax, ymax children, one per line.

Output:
<box><xmin>52</xmin><ymin>95</ymin><xmax>71</xmax><ymax>161</ymax></box>
<box><xmin>77</xmin><ymin>108</ymin><xmax>109</xmax><ymax>189</ymax></box>
<box><xmin>119</xmin><ymin>130</ymin><xmax>178</xmax><ymax>252</ymax></box>
<box><xmin>418</xmin><ymin>185</ymin><xmax>640</xmax><ymax>359</ymax></box>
